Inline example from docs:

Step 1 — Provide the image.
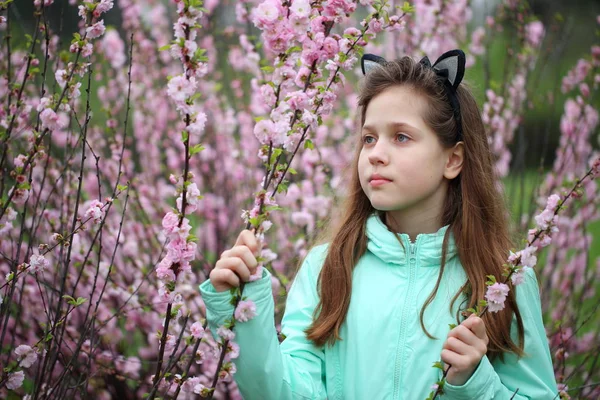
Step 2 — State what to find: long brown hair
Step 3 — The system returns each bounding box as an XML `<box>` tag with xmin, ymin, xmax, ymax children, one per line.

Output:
<box><xmin>305</xmin><ymin>56</ymin><xmax>525</xmax><ymax>359</ymax></box>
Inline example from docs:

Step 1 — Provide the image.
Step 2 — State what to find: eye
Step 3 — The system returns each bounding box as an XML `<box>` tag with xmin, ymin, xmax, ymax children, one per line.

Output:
<box><xmin>362</xmin><ymin>135</ymin><xmax>376</xmax><ymax>145</ymax></box>
<box><xmin>396</xmin><ymin>133</ymin><xmax>409</xmax><ymax>143</ymax></box>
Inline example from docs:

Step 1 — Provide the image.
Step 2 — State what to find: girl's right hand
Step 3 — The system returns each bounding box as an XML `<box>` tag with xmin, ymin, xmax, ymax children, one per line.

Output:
<box><xmin>209</xmin><ymin>230</ymin><xmax>260</xmax><ymax>292</ymax></box>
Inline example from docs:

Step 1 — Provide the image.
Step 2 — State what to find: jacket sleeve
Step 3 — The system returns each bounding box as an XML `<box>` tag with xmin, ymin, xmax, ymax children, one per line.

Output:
<box><xmin>442</xmin><ymin>268</ymin><xmax>558</xmax><ymax>400</ymax></box>
<box><xmin>198</xmin><ymin>245</ymin><xmax>328</xmax><ymax>400</ymax></box>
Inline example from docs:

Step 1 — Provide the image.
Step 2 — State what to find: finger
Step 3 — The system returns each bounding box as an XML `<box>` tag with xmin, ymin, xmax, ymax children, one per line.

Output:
<box><xmin>448</xmin><ymin>325</ymin><xmax>481</xmax><ymax>347</ymax></box>
<box><xmin>210</xmin><ymin>268</ymin><xmax>240</xmax><ymax>289</ymax></box>
<box><xmin>443</xmin><ymin>336</ymin><xmax>473</xmax><ymax>356</ymax></box>
<box><xmin>224</xmin><ymin>245</ymin><xmax>258</xmax><ymax>272</ymax></box>
<box><xmin>234</xmin><ymin>230</ymin><xmax>260</xmax><ymax>256</ymax></box>
<box><xmin>215</xmin><ymin>257</ymin><xmax>251</xmax><ymax>282</ymax></box>
<box><xmin>440</xmin><ymin>349</ymin><xmax>461</xmax><ymax>367</ymax></box>
<box><xmin>461</xmin><ymin>315</ymin><xmax>488</xmax><ymax>342</ymax></box>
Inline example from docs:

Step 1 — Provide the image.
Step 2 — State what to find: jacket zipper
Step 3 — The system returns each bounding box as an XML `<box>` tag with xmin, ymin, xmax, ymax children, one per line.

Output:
<box><xmin>393</xmin><ymin>240</ymin><xmax>418</xmax><ymax>399</ymax></box>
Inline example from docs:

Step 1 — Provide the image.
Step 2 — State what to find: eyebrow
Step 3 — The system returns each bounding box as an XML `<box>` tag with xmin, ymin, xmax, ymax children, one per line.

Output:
<box><xmin>361</xmin><ymin>122</ymin><xmax>420</xmax><ymax>133</ymax></box>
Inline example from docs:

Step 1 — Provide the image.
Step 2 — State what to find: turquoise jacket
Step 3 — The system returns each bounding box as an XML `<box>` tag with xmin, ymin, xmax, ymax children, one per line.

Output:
<box><xmin>199</xmin><ymin>214</ymin><xmax>558</xmax><ymax>399</ymax></box>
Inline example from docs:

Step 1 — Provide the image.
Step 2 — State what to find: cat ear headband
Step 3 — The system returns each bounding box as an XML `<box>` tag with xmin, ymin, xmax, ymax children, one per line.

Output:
<box><xmin>360</xmin><ymin>49</ymin><xmax>466</xmax><ymax>142</ymax></box>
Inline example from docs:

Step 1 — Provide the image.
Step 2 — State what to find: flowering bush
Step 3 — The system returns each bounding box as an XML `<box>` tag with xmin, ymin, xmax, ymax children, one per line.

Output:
<box><xmin>0</xmin><ymin>0</ymin><xmax>598</xmax><ymax>399</ymax></box>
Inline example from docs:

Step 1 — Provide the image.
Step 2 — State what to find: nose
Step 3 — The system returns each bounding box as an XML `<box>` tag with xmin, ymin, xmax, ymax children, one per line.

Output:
<box><xmin>367</xmin><ymin>141</ymin><xmax>389</xmax><ymax>165</ymax></box>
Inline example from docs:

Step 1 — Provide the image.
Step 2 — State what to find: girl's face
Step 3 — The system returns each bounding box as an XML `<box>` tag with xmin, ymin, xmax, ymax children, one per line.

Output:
<box><xmin>358</xmin><ymin>85</ymin><xmax>458</xmax><ymax>223</ymax></box>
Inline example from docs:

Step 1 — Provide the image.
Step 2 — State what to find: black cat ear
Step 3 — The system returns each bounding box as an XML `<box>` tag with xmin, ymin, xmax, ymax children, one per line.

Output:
<box><xmin>361</xmin><ymin>54</ymin><xmax>387</xmax><ymax>75</ymax></box>
<box><xmin>419</xmin><ymin>56</ymin><xmax>432</xmax><ymax>68</ymax></box>
<box><xmin>431</xmin><ymin>49</ymin><xmax>466</xmax><ymax>90</ymax></box>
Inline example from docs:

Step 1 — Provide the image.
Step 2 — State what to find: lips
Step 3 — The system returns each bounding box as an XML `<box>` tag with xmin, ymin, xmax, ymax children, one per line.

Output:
<box><xmin>369</xmin><ymin>174</ymin><xmax>392</xmax><ymax>187</ymax></box>
<box><xmin>369</xmin><ymin>174</ymin><xmax>392</xmax><ymax>183</ymax></box>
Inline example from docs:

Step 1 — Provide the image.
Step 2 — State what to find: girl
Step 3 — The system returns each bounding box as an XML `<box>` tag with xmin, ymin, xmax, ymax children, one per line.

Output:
<box><xmin>200</xmin><ymin>50</ymin><xmax>558</xmax><ymax>399</ymax></box>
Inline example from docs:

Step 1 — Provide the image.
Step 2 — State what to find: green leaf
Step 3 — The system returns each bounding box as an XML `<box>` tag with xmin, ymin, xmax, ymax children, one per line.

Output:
<box><xmin>304</xmin><ymin>139</ymin><xmax>314</xmax><ymax>150</ymax></box>
<box><xmin>448</xmin><ymin>323</ymin><xmax>457</xmax><ymax>330</ymax></box>
<box><xmin>158</xmin><ymin>44</ymin><xmax>172</xmax><ymax>51</ymax></box>
<box><xmin>432</xmin><ymin>361</ymin><xmax>444</xmax><ymax>370</ymax></box>
<box><xmin>401</xmin><ymin>1</ymin><xmax>416</xmax><ymax>13</ymax></box>
<box><xmin>117</xmin><ymin>184</ymin><xmax>128</xmax><ymax>192</ymax></box>
<box><xmin>190</xmin><ymin>144</ymin><xmax>204</xmax><ymax>155</ymax></box>
<box><xmin>261</xmin><ymin>66</ymin><xmax>274</xmax><ymax>73</ymax></box>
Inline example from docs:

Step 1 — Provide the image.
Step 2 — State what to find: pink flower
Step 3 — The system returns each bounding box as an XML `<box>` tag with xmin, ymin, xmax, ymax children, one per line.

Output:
<box><xmin>525</xmin><ymin>21</ymin><xmax>544</xmax><ymax>47</ymax></box>
<box><xmin>40</xmin><ymin>108</ymin><xmax>61</xmax><ymax>131</ymax></box>
<box><xmin>84</xmin><ymin>200</ymin><xmax>104</xmax><ymax>224</ymax></box>
<box><xmin>511</xmin><ymin>266</ymin><xmax>530</xmax><ymax>286</ymax></box>
<box><xmin>290</xmin><ymin>0</ymin><xmax>311</xmax><ymax>18</ymax></box>
<box><xmin>162</xmin><ymin>212</ymin><xmax>180</xmax><ymax>235</ymax></box>
<box><xmin>96</xmin><ymin>0</ymin><xmax>114</xmax><ymax>14</ymax></box>
<box><xmin>286</xmin><ymin>91</ymin><xmax>310</xmax><ymax>111</ymax></box>
<box><xmin>485</xmin><ymin>282</ymin><xmax>510</xmax><ymax>313</ymax></box>
<box><xmin>252</xmin><ymin>0</ymin><xmax>281</xmax><ymax>28</ymax></box>
<box><xmin>194</xmin><ymin>383</ymin><xmax>210</xmax><ymax>396</ymax></box>
<box><xmin>234</xmin><ymin>300</ymin><xmax>257</xmax><ymax>322</ymax></box>
<box><xmin>86</xmin><ymin>20</ymin><xmax>106</xmax><ymax>39</ymax></box>
<box><xmin>167</xmin><ymin>75</ymin><xmax>197</xmax><ymax>105</ymax></box>
<box><xmin>546</xmin><ymin>194</ymin><xmax>561</xmax><ymax>211</ymax></box>
<box><xmin>156</xmin><ymin>259</ymin><xmax>176</xmax><ymax>283</ymax></box>
<box><xmin>188</xmin><ymin>112</ymin><xmax>207</xmax><ymax>137</ymax></box>
<box><xmin>6</xmin><ymin>370</ymin><xmax>25</xmax><ymax>390</ymax></box>
<box><xmin>534</xmin><ymin>208</ymin><xmax>556</xmax><ymax>231</ymax></box>
<box><xmin>29</xmin><ymin>254</ymin><xmax>49</xmax><ymax>274</ymax></box>
<box><xmin>190</xmin><ymin>321</ymin><xmax>205</xmax><ymax>339</ymax></box>
<box><xmin>176</xmin><ymin>183</ymin><xmax>202</xmax><ymax>213</ymax></box>
<box><xmin>253</xmin><ymin>119</ymin><xmax>285</xmax><ymax>146</ymax></box>
<box><xmin>15</xmin><ymin>345</ymin><xmax>37</xmax><ymax>368</ymax></box>
<box><xmin>55</xmin><ymin>69</ymin><xmax>68</xmax><ymax>88</ymax></box>
<box><xmin>217</xmin><ymin>326</ymin><xmax>235</xmax><ymax>341</ymax></box>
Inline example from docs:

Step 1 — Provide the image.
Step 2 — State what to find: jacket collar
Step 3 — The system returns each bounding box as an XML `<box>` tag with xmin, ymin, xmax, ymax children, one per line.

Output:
<box><xmin>365</xmin><ymin>213</ymin><xmax>457</xmax><ymax>267</ymax></box>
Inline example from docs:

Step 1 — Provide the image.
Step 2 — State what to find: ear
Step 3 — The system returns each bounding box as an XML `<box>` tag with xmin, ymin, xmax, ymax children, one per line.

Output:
<box><xmin>443</xmin><ymin>142</ymin><xmax>464</xmax><ymax>180</ymax></box>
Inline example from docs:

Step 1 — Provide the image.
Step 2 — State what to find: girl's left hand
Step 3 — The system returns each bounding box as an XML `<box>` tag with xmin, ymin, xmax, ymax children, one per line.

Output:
<box><xmin>440</xmin><ymin>314</ymin><xmax>489</xmax><ymax>386</ymax></box>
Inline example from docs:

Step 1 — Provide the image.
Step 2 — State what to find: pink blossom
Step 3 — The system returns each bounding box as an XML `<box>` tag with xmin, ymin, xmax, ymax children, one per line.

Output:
<box><xmin>84</xmin><ymin>200</ymin><xmax>105</xmax><ymax>224</ymax></box>
<box><xmin>290</xmin><ymin>0</ymin><xmax>311</xmax><ymax>18</ymax></box>
<box><xmin>40</xmin><ymin>108</ymin><xmax>61</xmax><ymax>131</ymax></box>
<box><xmin>546</xmin><ymin>194</ymin><xmax>561</xmax><ymax>211</ymax></box>
<box><xmin>534</xmin><ymin>208</ymin><xmax>555</xmax><ymax>230</ymax></box>
<box><xmin>286</xmin><ymin>91</ymin><xmax>310</xmax><ymax>111</ymax></box>
<box><xmin>485</xmin><ymin>282</ymin><xmax>510</xmax><ymax>312</ymax></box>
<box><xmin>217</xmin><ymin>326</ymin><xmax>235</xmax><ymax>341</ymax></box>
<box><xmin>176</xmin><ymin>182</ymin><xmax>202</xmax><ymax>213</ymax></box>
<box><xmin>55</xmin><ymin>69</ymin><xmax>68</xmax><ymax>88</ymax></box>
<box><xmin>511</xmin><ymin>266</ymin><xmax>530</xmax><ymax>286</ymax></box>
<box><xmin>15</xmin><ymin>345</ymin><xmax>37</xmax><ymax>368</ymax></box>
<box><xmin>29</xmin><ymin>254</ymin><xmax>49</xmax><ymax>274</ymax></box>
<box><xmin>194</xmin><ymin>383</ymin><xmax>210</xmax><ymax>396</ymax></box>
<box><xmin>156</xmin><ymin>258</ymin><xmax>176</xmax><ymax>283</ymax></box>
<box><xmin>167</xmin><ymin>75</ymin><xmax>197</xmax><ymax>105</ymax></box>
<box><xmin>102</xmin><ymin>29</ymin><xmax>126</xmax><ymax>68</ymax></box>
<box><xmin>162</xmin><ymin>212</ymin><xmax>180</xmax><ymax>235</ymax></box>
<box><xmin>253</xmin><ymin>119</ymin><xmax>286</xmax><ymax>146</ymax></box>
<box><xmin>248</xmin><ymin>265</ymin><xmax>264</xmax><ymax>282</ymax></box>
<box><xmin>182</xmin><ymin>376</ymin><xmax>202</xmax><ymax>393</ymax></box>
<box><xmin>234</xmin><ymin>300</ymin><xmax>257</xmax><ymax>322</ymax></box>
<box><xmin>13</xmin><ymin>154</ymin><xmax>28</xmax><ymax>169</ymax></box>
<box><xmin>6</xmin><ymin>370</ymin><xmax>25</xmax><ymax>390</ymax></box>
<box><xmin>188</xmin><ymin>112</ymin><xmax>207</xmax><ymax>136</ymax></box>
<box><xmin>86</xmin><ymin>20</ymin><xmax>106</xmax><ymax>39</ymax></box>
<box><xmin>525</xmin><ymin>21</ymin><xmax>544</xmax><ymax>47</ymax></box>
<box><xmin>190</xmin><ymin>321</ymin><xmax>205</xmax><ymax>339</ymax></box>
<box><xmin>252</xmin><ymin>0</ymin><xmax>281</xmax><ymax>29</ymax></box>
<box><xmin>96</xmin><ymin>0</ymin><xmax>114</xmax><ymax>14</ymax></box>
